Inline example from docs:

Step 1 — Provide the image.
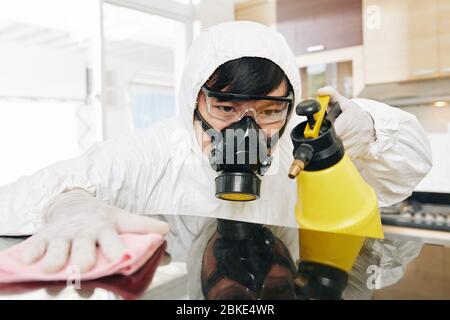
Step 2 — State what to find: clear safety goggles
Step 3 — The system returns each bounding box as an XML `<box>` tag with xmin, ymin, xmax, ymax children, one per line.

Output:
<box><xmin>201</xmin><ymin>85</ymin><xmax>294</xmax><ymax>125</ymax></box>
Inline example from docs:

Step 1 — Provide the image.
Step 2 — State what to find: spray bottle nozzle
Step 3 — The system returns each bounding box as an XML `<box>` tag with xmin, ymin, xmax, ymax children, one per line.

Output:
<box><xmin>288</xmin><ymin>144</ymin><xmax>314</xmax><ymax>179</ymax></box>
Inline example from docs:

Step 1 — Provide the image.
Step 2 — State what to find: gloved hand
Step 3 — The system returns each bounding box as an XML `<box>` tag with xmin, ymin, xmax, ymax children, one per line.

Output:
<box><xmin>20</xmin><ymin>189</ymin><xmax>169</xmax><ymax>273</ymax></box>
<box><xmin>317</xmin><ymin>86</ymin><xmax>376</xmax><ymax>159</ymax></box>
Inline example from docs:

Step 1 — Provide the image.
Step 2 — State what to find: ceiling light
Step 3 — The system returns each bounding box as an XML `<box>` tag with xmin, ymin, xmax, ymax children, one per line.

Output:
<box><xmin>432</xmin><ymin>101</ymin><xmax>449</xmax><ymax>108</ymax></box>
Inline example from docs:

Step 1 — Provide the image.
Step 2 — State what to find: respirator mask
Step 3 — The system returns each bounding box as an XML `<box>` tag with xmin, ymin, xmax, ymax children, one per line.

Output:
<box><xmin>194</xmin><ymin>84</ymin><xmax>294</xmax><ymax>201</ymax></box>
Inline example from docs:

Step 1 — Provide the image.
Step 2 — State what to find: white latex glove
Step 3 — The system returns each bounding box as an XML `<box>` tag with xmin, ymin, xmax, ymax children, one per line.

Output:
<box><xmin>317</xmin><ymin>86</ymin><xmax>376</xmax><ymax>159</ymax></box>
<box><xmin>20</xmin><ymin>189</ymin><xmax>169</xmax><ymax>273</ymax></box>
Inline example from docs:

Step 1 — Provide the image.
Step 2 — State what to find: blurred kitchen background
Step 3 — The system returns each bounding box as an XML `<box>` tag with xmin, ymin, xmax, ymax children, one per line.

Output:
<box><xmin>0</xmin><ymin>0</ymin><xmax>449</xmax><ymax>299</ymax></box>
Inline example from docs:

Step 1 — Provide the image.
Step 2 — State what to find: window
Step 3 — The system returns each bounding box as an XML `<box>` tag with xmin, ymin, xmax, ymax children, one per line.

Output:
<box><xmin>102</xmin><ymin>3</ymin><xmax>186</xmax><ymax>137</ymax></box>
<box><xmin>0</xmin><ymin>0</ymin><xmax>101</xmax><ymax>186</ymax></box>
<box><xmin>0</xmin><ymin>0</ymin><xmax>193</xmax><ymax>186</ymax></box>
<box><xmin>131</xmin><ymin>85</ymin><xmax>175</xmax><ymax>128</ymax></box>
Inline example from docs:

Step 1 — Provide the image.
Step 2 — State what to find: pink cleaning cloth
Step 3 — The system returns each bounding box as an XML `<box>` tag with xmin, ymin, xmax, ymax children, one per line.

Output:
<box><xmin>0</xmin><ymin>233</ymin><xmax>165</xmax><ymax>283</ymax></box>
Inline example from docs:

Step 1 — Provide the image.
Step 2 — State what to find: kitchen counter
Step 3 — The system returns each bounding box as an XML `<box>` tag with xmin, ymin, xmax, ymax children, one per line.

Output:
<box><xmin>383</xmin><ymin>225</ymin><xmax>450</xmax><ymax>248</ymax></box>
<box><xmin>1</xmin><ymin>222</ymin><xmax>448</xmax><ymax>300</ymax></box>
<box><xmin>0</xmin><ymin>237</ymin><xmax>188</xmax><ymax>300</ymax></box>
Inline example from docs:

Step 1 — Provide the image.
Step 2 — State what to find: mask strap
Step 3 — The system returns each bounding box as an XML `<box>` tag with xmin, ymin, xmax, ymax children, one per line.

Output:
<box><xmin>267</xmin><ymin>132</ymin><xmax>277</xmax><ymax>150</ymax></box>
<box><xmin>194</xmin><ymin>108</ymin><xmax>218</xmax><ymax>138</ymax></box>
<box><xmin>270</xmin><ymin>100</ymin><xmax>293</xmax><ymax>147</ymax></box>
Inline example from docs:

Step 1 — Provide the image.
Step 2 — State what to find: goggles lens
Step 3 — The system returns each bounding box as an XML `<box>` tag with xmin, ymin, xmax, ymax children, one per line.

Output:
<box><xmin>202</xmin><ymin>86</ymin><xmax>293</xmax><ymax>125</ymax></box>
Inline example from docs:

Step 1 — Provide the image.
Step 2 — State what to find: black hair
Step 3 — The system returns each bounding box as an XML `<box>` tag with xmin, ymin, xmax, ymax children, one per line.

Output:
<box><xmin>206</xmin><ymin>57</ymin><xmax>292</xmax><ymax>96</ymax></box>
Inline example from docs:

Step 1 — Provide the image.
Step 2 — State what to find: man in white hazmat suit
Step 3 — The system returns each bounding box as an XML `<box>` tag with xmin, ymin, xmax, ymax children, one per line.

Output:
<box><xmin>0</xmin><ymin>21</ymin><xmax>431</xmax><ymax>299</ymax></box>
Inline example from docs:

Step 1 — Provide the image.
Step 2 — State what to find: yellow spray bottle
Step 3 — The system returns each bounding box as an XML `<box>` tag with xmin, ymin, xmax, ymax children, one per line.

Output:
<box><xmin>288</xmin><ymin>96</ymin><xmax>384</xmax><ymax>299</ymax></box>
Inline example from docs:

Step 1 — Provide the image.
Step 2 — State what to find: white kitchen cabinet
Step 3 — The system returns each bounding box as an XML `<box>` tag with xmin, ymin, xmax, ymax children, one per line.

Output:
<box><xmin>407</xmin><ymin>0</ymin><xmax>439</xmax><ymax>80</ymax></box>
<box><xmin>363</xmin><ymin>0</ymin><xmax>441</xmax><ymax>84</ymax></box>
<box><xmin>438</xmin><ymin>0</ymin><xmax>450</xmax><ymax>76</ymax></box>
<box><xmin>235</xmin><ymin>0</ymin><xmax>276</xmax><ymax>27</ymax></box>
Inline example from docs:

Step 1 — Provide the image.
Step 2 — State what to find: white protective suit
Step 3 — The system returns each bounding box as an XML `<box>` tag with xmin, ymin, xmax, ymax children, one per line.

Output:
<box><xmin>0</xmin><ymin>21</ymin><xmax>431</xmax><ymax>299</ymax></box>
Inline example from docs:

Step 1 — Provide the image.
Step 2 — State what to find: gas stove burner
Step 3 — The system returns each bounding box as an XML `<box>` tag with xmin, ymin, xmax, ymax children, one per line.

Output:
<box><xmin>380</xmin><ymin>200</ymin><xmax>450</xmax><ymax>232</ymax></box>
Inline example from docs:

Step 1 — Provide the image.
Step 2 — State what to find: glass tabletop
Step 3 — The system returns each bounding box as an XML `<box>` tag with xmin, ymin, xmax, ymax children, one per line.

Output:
<box><xmin>0</xmin><ymin>220</ymin><xmax>436</xmax><ymax>300</ymax></box>
<box><xmin>0</xmin><ymin>239</ymin><xmax>188</xmax><ymax>300</ymax></box>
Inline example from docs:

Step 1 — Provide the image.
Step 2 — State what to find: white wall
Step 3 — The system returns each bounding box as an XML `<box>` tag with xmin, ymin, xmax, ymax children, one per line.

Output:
<box><xmin>403</xmin><ymin>106</ymin><xmax>450</xmax><ymax>193</ymax></box>
<box><xmin>0</xmin><ymin>101</ymin><xmax>80</xmax><ymax>186</ymax></box>
<box><xmin>0</xmin><ymin>42</ymin><xmax>86</xmax><ymax>100</ymax></box>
